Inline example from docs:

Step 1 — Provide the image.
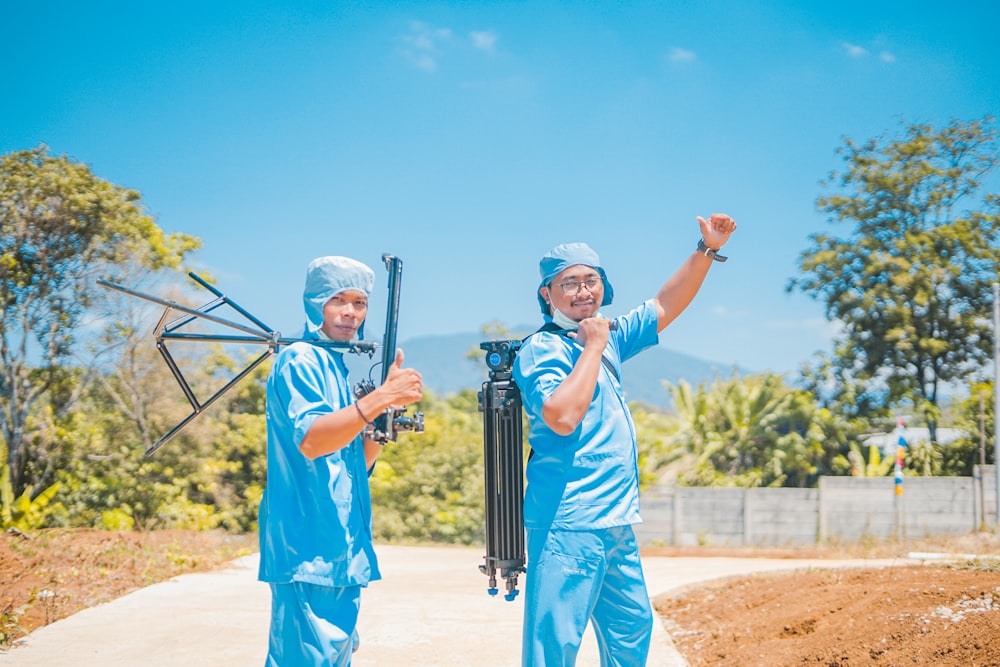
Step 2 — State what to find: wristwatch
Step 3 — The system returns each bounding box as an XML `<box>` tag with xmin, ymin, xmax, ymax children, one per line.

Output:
<box><xmin>697</xmin><ymin>238</ymin><xmax>728</xmax><ymax>262</ymax></box>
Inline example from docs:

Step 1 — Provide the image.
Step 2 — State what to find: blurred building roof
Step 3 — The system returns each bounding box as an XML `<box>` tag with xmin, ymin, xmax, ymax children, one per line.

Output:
<box><xmin>860</xmin><ymin>427</ymin><xmax>968</xmax><ymax>453</ymax></box>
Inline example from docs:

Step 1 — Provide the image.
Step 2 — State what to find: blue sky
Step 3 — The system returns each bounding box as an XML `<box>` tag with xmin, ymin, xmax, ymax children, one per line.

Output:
<box><xmin>3</xmin><ymin>1</ymin><xmax>998</xmax><ymax>374</ymax></box>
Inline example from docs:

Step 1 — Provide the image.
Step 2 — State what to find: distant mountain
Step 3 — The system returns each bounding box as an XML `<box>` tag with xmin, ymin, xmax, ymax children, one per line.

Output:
<box><xmin>348</xmin><ymin>328</ymin><xmax>743</xmax><ymax>409</ymax></box>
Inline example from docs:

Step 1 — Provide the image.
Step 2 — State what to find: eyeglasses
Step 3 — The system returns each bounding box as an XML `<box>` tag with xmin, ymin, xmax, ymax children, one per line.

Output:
<box><xmin>554</xmin><ymin>277</ymin><xmax>601</xmax><ymax>296</ymax></box>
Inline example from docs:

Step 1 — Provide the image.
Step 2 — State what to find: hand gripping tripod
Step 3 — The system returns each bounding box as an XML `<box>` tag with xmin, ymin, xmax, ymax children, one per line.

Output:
<box><xmin>477</xmin><ymin>340</ymin><xmax>526</xmax><ymax>601</ymax></box>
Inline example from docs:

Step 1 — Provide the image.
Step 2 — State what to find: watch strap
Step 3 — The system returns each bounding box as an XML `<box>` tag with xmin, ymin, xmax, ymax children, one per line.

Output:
<box><xmin>697</xmin><ymin>238</ymin><xmax>728</xmax><ymax>262</ymax></box>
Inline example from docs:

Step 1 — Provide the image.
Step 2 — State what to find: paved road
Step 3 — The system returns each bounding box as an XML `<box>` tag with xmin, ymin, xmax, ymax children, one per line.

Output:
<box><xmin>0</xmin><ymin>545</ymin><xmax>901</xmax><ymax>666</ymax></box>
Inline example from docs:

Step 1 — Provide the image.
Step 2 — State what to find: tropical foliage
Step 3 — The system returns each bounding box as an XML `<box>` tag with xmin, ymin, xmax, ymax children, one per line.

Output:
<box><xmin>664</xmin><ymin>373</ymin><xmax>861</xmax><ymax>488</ymax></box>
<box><xmin>941</xmin><ymin>379</ymin><xmax>997</xmax><ymax>476</ymax></box>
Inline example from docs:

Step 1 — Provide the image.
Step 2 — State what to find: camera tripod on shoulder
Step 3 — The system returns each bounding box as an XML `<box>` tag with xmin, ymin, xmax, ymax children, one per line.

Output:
<box><xmin>477</xmin><ymin>339</ymin><xmax>526</xmax><ymax>601</ymax></box>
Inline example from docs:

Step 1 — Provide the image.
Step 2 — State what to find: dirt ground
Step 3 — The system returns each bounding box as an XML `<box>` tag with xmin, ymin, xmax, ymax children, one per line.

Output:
<box><xmin>651</xmin><ymin>534</ymin><xmax>1000</xmax><ymax>667</ymax></box>
<box><xmin>2</xmin><ymin>529</ymin><xmax>1000</xmax><ymax>665</ymax></box>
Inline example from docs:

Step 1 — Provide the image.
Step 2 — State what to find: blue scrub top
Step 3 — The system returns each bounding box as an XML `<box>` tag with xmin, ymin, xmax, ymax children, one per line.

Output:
<box><xmin>513</xmin><ymin>299</ymin><xmax>659</xmax><ymax>531</ymax></box>
<box><xmin>258</xmin><ymin>340</ymin><xmax>381</xmax><ymax>588</ymax></box>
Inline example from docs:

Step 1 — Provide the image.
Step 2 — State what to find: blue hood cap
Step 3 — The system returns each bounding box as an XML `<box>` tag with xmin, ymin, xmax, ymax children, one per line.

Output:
<box><xmin>303</xmin><ymin>256</ymin><xmax>375</xmax><ymax>338</ymax></box>
<box><xmin>536</xmin><ymin>242</ymin><xmax>614</xmax><ymax>315</ymax></box>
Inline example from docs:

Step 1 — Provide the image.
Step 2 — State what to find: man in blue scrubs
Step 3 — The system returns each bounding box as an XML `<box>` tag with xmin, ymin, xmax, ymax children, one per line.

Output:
<box><xmin>258</xmin><ymin>256</ymin><xmax>423</xmax><ymax>666</ymax></box>
<box><xmin>513</xmin><ymin>215</ymin><xmax>736</xmax><ymax>666</ymax></box>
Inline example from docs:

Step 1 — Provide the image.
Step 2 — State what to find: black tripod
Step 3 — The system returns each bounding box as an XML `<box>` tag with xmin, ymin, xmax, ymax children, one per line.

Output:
<box><xmin>477</xmin><ymin>340</ymin><xmax>526</xmax><ymax>601</ymax></box>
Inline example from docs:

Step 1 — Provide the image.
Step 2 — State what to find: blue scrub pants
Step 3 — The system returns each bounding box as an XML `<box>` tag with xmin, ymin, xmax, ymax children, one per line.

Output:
<box><xmin>266</xmin><ymin>582</ymin><xmax>362</xmax><ymax>667</ymax></box>
<box><xmin>522</xmin><ymin>525</ymin><xmax>653</xmax><ymax>667</ymax></box>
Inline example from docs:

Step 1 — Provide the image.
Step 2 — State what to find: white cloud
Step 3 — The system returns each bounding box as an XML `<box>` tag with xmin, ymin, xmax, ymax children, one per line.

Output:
<box><xmin>470</xmin><ymin>30</ymin><xmax>498</xmax><ymax>54</ymax></box>
<box><xmin>667</xmin><ymin>47</ymin><xmax>697</xmax><ymax>63</ymax></box>
<box><xmin>766</xmin><ymin>316</ymin><xmax>827</xmax><ymax>330</ymax></box>
<box><xmin>710</xmin><ymin>305</ymin><xmax>745</xmax><ymax>318</ymax></box>
<box><xmin>765</xmin><ymin>317</ymin><xmax>843</xmax><ymax>345</ymax></box>
<box><xmin>400</xmin><ymin>21</ymin><xmax>453</xmax><ymax>72</ymax></box>
<box><xmin>409</xmin><ymin>53</ymin><xmax>438</xmax><ymax>73</ymax></box>
<box><xmin>842</xmin><ymin>42</ymin><xmax>869</xmax><ymax>58</ymax></box>
<box><xmin>840</xmin><ymin>41</ymin><xmax>897</xmax><ymax>64</ymax></box>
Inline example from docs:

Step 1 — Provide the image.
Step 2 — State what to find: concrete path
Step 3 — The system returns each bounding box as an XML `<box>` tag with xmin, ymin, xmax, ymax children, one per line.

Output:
<box><xmin>0</xmin><ymin>545</ymin><xmax>902</xmax><ymax>666</ymax></box>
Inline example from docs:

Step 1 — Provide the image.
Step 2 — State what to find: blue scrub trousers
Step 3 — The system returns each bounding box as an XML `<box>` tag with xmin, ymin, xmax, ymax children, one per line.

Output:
<box><xmin>522</xmin><ymin>525</ymin><xmax>653</xmax><ymax>667</ymax></box>
<box><xmin>266</xmin><ymin>582</ymin><xmax>362</xmax><ymax>667</ymax></box>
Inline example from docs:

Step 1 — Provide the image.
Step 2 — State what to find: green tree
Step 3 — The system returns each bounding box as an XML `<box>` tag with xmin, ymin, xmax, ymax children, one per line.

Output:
<box><xmin>52</xmin><ymin>341</ymin><xmax>268</xmax><ymax>532</ymax></box>
<box><xmin>667</xmin><ymin>373</ymin><xmax>855</xmax><ymax>487</ymax></box>
<box><xmin>370</xmin><ymin>390</ymin><xmax>485</xmax><ymax>543</ymax></box>
<box><xmin>629</xmin><ymin>403</ymin><xmax>685</xmax><ymax>488</ymax></box>
<box><xmin>797</xmin><ymin>351</ymin><xmax>891</xmax><ymax>425</ymax></box>
<box><xmin>944</xmin><ymin>380</ymin><xmax>995</xmax><ymax>476</ymax></box>
<box><xmin>163</xmin><ymin>350</ymin><xmax>268</xmax><ymax>532</ymax></box>
<box><xmin>788</xmin><ymin>118</ymin><xmax>1000</xmax><ymax>440</ymax></box>
<box><xmin>0</xmin><ymin>145</ymin><xmax>200</xmax><ymax>496</ymax></box>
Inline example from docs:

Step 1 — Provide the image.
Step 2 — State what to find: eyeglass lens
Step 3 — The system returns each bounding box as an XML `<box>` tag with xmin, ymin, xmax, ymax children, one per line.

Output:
<box><xmin>558</xmin><ymin>278</ymin><xmax>600</xmax><ymax>295</ymax></box>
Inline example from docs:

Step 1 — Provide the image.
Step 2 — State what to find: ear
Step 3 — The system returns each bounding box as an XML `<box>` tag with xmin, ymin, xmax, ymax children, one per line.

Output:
<box><xmin>539</xmin><ymin>286</ymin><xmax>551</xmax><ymax>305</ymax></box>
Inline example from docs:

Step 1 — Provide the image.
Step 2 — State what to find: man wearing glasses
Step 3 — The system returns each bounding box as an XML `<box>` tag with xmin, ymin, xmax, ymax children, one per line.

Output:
<box><xmin>513</xmin><ymin>214</ymin><xmax>736</xmax><ymax>666</ymax></box>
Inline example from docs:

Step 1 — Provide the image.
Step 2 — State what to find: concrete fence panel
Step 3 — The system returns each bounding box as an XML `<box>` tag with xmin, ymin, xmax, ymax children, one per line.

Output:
<box><xmin>745</xmin><ymin>488</ymin><xmax>818</xmax><ymax>546</ymax></box>
<box><xmin>636</xmin><ymin>466</ymin><xmax>998</xmax><ymax>548</ymax></box>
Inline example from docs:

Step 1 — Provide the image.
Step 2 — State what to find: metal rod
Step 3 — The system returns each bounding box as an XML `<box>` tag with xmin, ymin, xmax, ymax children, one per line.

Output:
<box><xmin>100</xmin><ymin>278</ymin><xmax>377</xmax><ymax>353</ymax></box>
<box><xmin>98</xmin><ymin>279</ymin><xmax>272</xmax><ymax>338</ymax></box>
<box><xmin>158</xmin><ymin>331</ymin><xmax>376</xmax><ymax>354</ymax></box>
<box><xmin>99</xmin><ymin>272</ymin><xmax>381</xmax><ymax>455</ymax></box>
<box><xmin>373</xmin><ymin>254</ymin><xmax>403</xmax><ymax>441</ymax></box>
<box><xmin>145</xmin><ymin>349</ymin><xmax>274</xmax><ymax>455</ymax></box>
<box><xmin>157</xmin><ymin>342</ymin><xmax>200</xmax><ymax>410</ymax></box>
<box><xmin>164</xmin><ymin>296</ymin><xmax>227</xmax><ymax>332</ymax></box>
<box><xmin>380</xmin><ymin>255</ymin><xmax>403</xmax><ymax>382</ymax></box>
<box><xmin>188</xmin><ymin>272</ymin><xmax>274</xmax><ymax>332</ymax></box>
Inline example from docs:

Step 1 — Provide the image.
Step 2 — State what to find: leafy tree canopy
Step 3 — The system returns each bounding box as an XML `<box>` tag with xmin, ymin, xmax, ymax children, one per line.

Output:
<box><xmin>788</xmin><ymin>118</ymin><xmax>1000</xmax><ymax>435</ymax></box>
<box><xmin>0</xmin><ymin>145</ymin><xmax>200</xmax><ymax>494</ymax></box>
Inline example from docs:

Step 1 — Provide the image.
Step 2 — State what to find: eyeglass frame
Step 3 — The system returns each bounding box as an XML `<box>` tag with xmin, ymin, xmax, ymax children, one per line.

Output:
<box><xmin>552</xmin><ymin>277</ymin><xmax>602</xmax><ymax>296</ymax></box>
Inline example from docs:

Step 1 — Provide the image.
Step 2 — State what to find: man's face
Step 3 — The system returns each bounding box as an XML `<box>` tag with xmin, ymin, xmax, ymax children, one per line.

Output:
<box><xmin>321</xmin><ymin>290</ymin><xmax>368</xmax><ymax>341</ymax></box>
<box><xmin>539</xmin><ymin>264</ymin><xmax>603</xmax><ymax>322</ymax></box>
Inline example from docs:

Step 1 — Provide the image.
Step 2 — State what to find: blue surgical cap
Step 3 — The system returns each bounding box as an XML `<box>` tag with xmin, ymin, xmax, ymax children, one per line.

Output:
<box><xmin>303</xmin><ymin>256</ymin><xmax>375</xmax><ymax>336</ymax></box>
<box><xmin>537</xmin><ymin>242</ymin><xmax>614</xmax><ymax>315</ymax></box>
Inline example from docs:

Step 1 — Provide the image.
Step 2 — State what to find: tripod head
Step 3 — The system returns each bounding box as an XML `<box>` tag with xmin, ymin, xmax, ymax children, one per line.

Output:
<box><xmin>481</xmin><ymin>339</ymin><xmax>521</xmax><ymax>378</ymax></box>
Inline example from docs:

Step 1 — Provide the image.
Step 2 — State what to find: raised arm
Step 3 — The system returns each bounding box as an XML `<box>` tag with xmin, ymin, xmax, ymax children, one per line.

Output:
<box><xmin>654</xmin><ymin>213</ymin><xmax>736</xmax><ymax>332</ymax></box>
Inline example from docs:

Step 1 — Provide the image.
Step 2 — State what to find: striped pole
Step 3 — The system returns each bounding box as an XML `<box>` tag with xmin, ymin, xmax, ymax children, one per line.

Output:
<box><xmin>894</xmin><ymin>418</ymin><xmax>906</xmax><ymax>496</ymax></box>
<box><xmin>894</xmin><ymin>417</ymin><xmax>906</xmax><ymax>540</ymax></box>
<box><xmin>993</xmin><ymin>282</ymin><xmax>999</xmax><ymax>527</ymax></box>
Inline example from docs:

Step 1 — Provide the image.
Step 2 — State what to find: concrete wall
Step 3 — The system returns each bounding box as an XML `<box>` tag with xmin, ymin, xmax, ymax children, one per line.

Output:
<box><xmin>634</xmin><ymin>465</ymin><xmax>997</xmax><ymax>547</ymax></box>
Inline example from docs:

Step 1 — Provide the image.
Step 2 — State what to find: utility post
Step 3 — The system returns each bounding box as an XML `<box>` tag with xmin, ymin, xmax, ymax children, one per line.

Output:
<box><xmin>979</xmin><ymin>390</ymin><xmax>987</xmax><ymax>531</ymax></box>
<box><xmin>993</xmin><ymin>282</ymin><xmax>999</xmax><ymax>528</ymax></box>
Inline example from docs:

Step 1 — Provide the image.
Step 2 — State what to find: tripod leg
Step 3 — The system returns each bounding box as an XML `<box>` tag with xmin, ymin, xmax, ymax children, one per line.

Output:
<box><xmin>479</xmin><ymin>377</ymin><xmax>525</xmax><ymax>600</ymax></box>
